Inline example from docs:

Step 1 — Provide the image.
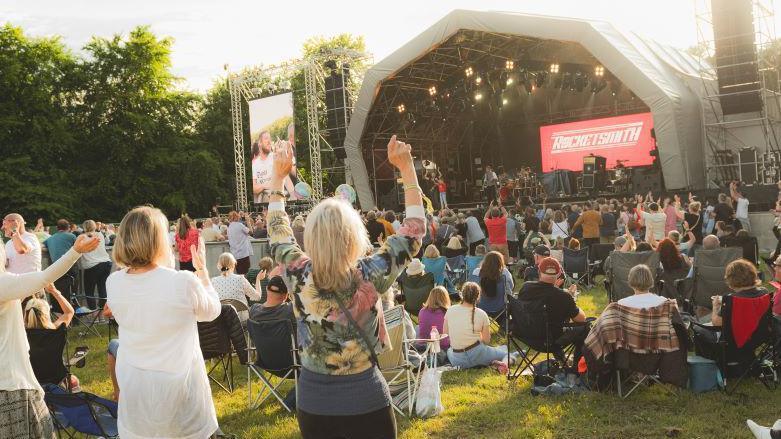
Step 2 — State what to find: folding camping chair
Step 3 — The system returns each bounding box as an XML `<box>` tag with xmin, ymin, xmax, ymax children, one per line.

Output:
<box><xmin>198</xmin><ymin>304</ymin><xmax>247</xmax><ymax>393</ymax></box>
<box><xmin>446</xmin><ymin>255</ymin><xmax>467</xmax><ymax>287</ymax></box>
<box><xmin>505</xmin><ymin>295</ymin><xmax>581</xmax><ymax>382</ymax></box>
<box><xmin>44</xmin><ymin>384</ymin><xmax>118</xmax><ymax>439</ymax></box>
<box><xmin>657</xmin><ymin>266</ymin><xmax>691</xmax><ymax>310</ymax></box>
<box><xmin>691</xmin><ymin>293</ymin><xmax>778</xmax><ymax>394</ymax></box>
<box><xmin>379</xmin><ymin>305</ymin><xmax>416</xmax><ymax>417</ymax></box>
<box><xmin>399</xmin><ymin>272</ymin><xmax>435</xmax><ymax>317</ymax></box>
<box><xmin>604</xmin><ymin>250</ymin><xmax>660</xmax><ymax>302</ymax></box>
<box><xmin>588</xmin><ymin>243</ymin><xmax>614</xmax><ymax>277</ymax></box>
<box><xmin>69</xmin><ymin>270</ymin><xmax>104</xmax><ymax>339</ymax></box>
<box><xmin>562</xmin><ymin>247</ymin><xmax>595</xmax><ymax>289</ymax></box>
<box><xmin>676</xmin><ymin>247</ymin><xmax>742</xmax><ymax>312</ymax></box>
<box><xmin>27</xmin><ymin>326</ymin><xmax>89</xmax><ymax>392</ymax></box>
<box><xmin>246</xmin><ymin>318</ymin><xmax>299</xmax><ymax>411</ymax></box>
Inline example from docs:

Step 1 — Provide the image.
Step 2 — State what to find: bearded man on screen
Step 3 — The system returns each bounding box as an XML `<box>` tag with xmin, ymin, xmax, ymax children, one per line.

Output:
<box><xmin>252</xmin><ymin>131</ymin><xmax>297</xmax><ymax>202</ymax></box>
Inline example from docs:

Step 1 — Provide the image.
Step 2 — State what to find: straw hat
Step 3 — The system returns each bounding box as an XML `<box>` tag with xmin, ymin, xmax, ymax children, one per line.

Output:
<box><xmin>407</xmin><ymin>258</ymin><xmax>425</xmax><ymax>276</ymax></box>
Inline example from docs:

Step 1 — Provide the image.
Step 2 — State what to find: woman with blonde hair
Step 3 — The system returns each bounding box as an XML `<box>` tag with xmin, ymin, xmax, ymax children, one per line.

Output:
<box><xmin>81</xmin><ymin>219</ymin><xmax>113</xmax><ymax>309</ymax></box>
<box><xmin>443</xmin><ymin>282</ymin><xmax>509</xmax><ymax>369</ymax></box>
<box><xmin>267</xmin><ymin>136</ymin><xmax>424</xmax><ymax>438</ymax></box>
<box><xmin>422</xmin><ymin>243</ymin><xmax>452</xmax><ymax>292</ymax></box>
<box><xmin>0</xmin><ymin>233</ymin><xmax>98</xmax><ymax>438</ymax></box>
<box><xmin>106</xmin><ymin>206</ymin><xmax>221</xmax><ymax>439</ymax></box>
<box><xmin>443</xmin><ymin>235</ymin><xmax>467</xmax><ymax>259</ymax></box>
<box><xmin>174</xmin><ymin>214</ymin><xmax>199</xmax><ymax>272</ymax></box>
<box><xmin>418</xmin><ymin>286</ymin><xmax>451</xmax><ymax>360</ymax></box>
<box><xmin>211</xmin><ymin>252</ymin><xmax>261</xmax><ymax>321</ymax></box>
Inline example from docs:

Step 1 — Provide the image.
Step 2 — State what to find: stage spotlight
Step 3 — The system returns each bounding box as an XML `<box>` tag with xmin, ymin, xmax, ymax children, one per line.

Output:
<box><xmin>502</xmin><ymin>98</ymin><xmax>508</xmax><ymax>105</ymax></box>
<box><xmin>595</xmin><ymin>65</ymin><xmax>605</xmax><ymax>77</ymax></box>
<box><xmin>550</xmin><ymin>63</ymin><xmax>560</xmax><ymax>73</ymax></box>
<box><xmin>591</xmin><ymin>78</ymin><xmax>607</xmax><ymax>94</ymax></box>
<box><xmin>505</xmin><ymin>60</ymin><xmax>514</xmax><ymax>70</ymax></box>
<box><xmin>465</xmin><ymin>67</ymin><xmax>474</xmax><ymax>77</ymax></box>
<box><xmin>475</xmin><ymin>75</ymin><xmax>482</xmax><ymax>85</ymax></box>
<box><xmin>506</xmin><ymin>77</ymin><xmax>514</xmax><ymax>86</ymax></box>
<box><xmin>475</xmin><ymin>92</ymin><xmax>483</xmax><ymax>101</ymax></box>
<box><xmin>397</xmin><ymin>104</ymin><xmax>405</xmax><ymax>113</ymax></box>
<box><xmin>428</xmin><ymin>86</ymin><xmax>437</xmax><ymax>96</ymax></box>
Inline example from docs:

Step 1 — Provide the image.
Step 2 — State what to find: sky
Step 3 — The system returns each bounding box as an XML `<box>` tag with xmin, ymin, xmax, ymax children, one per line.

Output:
<box><xmin>1</xmin><ymin>0</ymin><xmax>741</xmax><ymax>92</ymax></box>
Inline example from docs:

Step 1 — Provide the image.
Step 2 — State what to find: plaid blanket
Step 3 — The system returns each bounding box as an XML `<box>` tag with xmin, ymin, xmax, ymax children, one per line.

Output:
<box><xmin>585</xmin><ymin>300</ymin><xmax>682</xmax><ymax>361</ymax></box>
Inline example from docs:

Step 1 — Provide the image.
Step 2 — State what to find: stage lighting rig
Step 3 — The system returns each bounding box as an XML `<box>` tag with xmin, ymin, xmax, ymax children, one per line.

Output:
<box><xmin>428</xmin><ymin>86</ymin><xmax>437</xmax><ymax>96</ymax></box>
<box><xmin>465</xmin><ymin>67</ymin><xmax>474</xmax><ymax>77</ymax></box>
<box><xmin>475</xmin><ymin>75</ymin><xmax>482</xmax><ymax>85</ymax></box>
<box><xmin>535</xmin><ymin>71</ymin><xmax>547</xmax><ymax>88</ymax></box>
<box><xmin>594</xmin><ymin>65</ymin><xmax>604</xmax><ymax>77</ymax></box>
<box><xmin>505</xmin><ymin>60</ymin><xmax>514</xmax><ymax>70</ymax></box>
<box><xmin>397</xmin><ymin>104</ymin><xmax>405</xmax><ymax>113</ymax></box>
<box><xmin>550</xmin><ymin>63</ymin><xmax>560</xmax><ymax>73</ymax></box>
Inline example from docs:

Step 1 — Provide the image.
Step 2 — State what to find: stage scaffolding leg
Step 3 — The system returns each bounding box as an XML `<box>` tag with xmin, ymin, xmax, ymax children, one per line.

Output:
<box><xmin>304</xmin><ymin>62</ymin><xmax>324</xmax><ymax>202</ymax></box>
<box><xmin>229</xmin><ymin>75</ymin><xmax>249</xmax><ymax>212</ymax></box>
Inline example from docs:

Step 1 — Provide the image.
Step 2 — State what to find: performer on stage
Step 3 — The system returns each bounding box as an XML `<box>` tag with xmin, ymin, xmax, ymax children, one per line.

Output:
<box><xmin>483</xmin><ymin>165</ymin><xmax>498</xmax><ymax>203</ymax></box>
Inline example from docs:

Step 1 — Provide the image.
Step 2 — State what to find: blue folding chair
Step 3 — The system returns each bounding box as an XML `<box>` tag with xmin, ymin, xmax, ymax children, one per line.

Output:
<box><xmin>44</xmin><ymin>384</ymin><xmax>118</xmax><ymax>438</ymax></box>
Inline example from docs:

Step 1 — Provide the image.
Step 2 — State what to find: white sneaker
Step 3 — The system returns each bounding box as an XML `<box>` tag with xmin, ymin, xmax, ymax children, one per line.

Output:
<box><xmin>746</xmin><ymin>419</ymin><xmax>781</xmax><ymax>439</ymax></box>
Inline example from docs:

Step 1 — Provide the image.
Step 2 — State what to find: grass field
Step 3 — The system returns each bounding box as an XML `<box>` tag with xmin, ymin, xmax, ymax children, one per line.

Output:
<box><xmin>65</xmin><ymin>282</ymin><xmax>781</xmax><ymax>439</ymax></box>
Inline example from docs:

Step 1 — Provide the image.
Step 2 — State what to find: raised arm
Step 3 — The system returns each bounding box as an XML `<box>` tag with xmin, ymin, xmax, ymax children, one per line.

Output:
<box><xmin>0</xmin><ymin>234</ymin><xmax>99</xmax><ymax>302</ymax></box>
<box><xmin>48</xmin><ymin>283</ymin><xmax>74</xmax><ymax>327</ymax></box>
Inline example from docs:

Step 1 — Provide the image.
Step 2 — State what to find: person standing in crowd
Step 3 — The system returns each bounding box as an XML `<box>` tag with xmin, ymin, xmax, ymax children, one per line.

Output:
<box><xmin>107</xmin><ymin>206</ymin><xmax>221</xmax><ymax>439</ymax></box>
<box><xmin>484</xmin><ymin>201</ymin><xmax>510</xmax><ymax>262</ymax></box>
<box><xmin>573</xmin><ymin>202</ymin><xmax>602</xmax><ymax>248</ymax></box>
<box><xmin>506</xmin><ymin>211</ymin><xmax>521</xmax><ymax>263</ymax></box>
<box><xmin>567</xmin><ymin>204</ymin><xmax>583</xmax><ymax>240</ymax></box>
<box><xmin>200</xmin><ymin>218</ymin><xmax>225</xmax><ymax>242</ymax></box>
<box><xmin>43</xmin><ymin>219</ymin><xmax>76</xmax><ymax>310</ymax></box>
<box><xmin>663</xmin><ymin>195</ymin><xmax>685</xmax><ymax>235</ymax></box>
<box><xmin>437</xmin><ymin>174</ymin><xmax>448</xmax><ymax>209</ymax></box>
<box><xmin>252</xmin><ymin>216</ymin><xmax>268</xmax><ymax>239</ymax></box>
<box><xmin>443</xmin><ymin>282</ymin><xmax>509</xmax><ymax>369</ymax></box>
<box><xmin>550</xmin><ymin>210</ymin><xmax>569</xmax><ymax>242</ymax></box>
<box><xmin>365</xmin><ymin>211</ymin><xmax>386</xmax><ymax>246</ymax></box>
<box><xmin>3</xmin><ymin>213</ymin><xmax>42</xmax><ymax>274</ymax></box>
<box><xmin>292</xmin><ymin>215</ymin><xmax>306</xmax><ymax>250</ymax></box>
<box><xmin>267</xmin><ymin>136</ymin><xmax>423</xmax><ymax>439</ymax></box>
<box><xmin>0</xmin><ymin>232</ymin><xmax>98</xmax><ymax>438</ymax></box>
<box><xmin>730</xmin><ymin>181</ymin><xmax>750</xmax><ymax>232</ymax></box>
<box><xmin>483</xmin><ymin>165</ymin><xmax>498</xmax><ymax>203</ymax></box>
<box><xmin>377</xmin><ymin>211</ymin><xmax>396</xmax><ymax>238</ymax></box>
<box><xmin>80</xmin><ymin>220</ymin><xmax>113</xmax><ymax>311</ymax></box>
<box><xmin>714</xmin><ymin>193</ymin><xmax>734</xmax><ymax>225</ymax></box>
<box><xmin>227</xmin><ymin>211</ymin><xmax>255</xmax><ymax>275</ymax></box>
<box><xmin>465</xmin><ymin>210</ymin><xmax>486</xmax><ymax>255</ymax></box>
<box><xmin>599</xmin><ymin>204</ymin><xmax>616</xmax><ymax>244</ymax></box>
<box><xmin>683</xmin><ymin>198</ymin><xmax>704</xmax><ymax>256</ymax></box>
<box><xmin>174</xmin><ymin>215</ymin><xmax>199</xmax><ymax>272</ymax></box>
<box><xmin>638</xmin><ymin>199</ymin><xmax>667</xmax><ymax>242</ymax></box>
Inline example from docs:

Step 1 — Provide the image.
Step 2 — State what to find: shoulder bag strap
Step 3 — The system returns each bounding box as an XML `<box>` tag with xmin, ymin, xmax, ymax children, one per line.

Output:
<box><xmin>332</xmin><ymin>292</ymin><xmax>380</xmax><ymax>368</ymax></box>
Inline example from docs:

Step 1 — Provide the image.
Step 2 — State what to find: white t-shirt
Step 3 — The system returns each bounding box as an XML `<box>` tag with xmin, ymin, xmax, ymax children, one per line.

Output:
<box><xmin>445</xmin><ymin>304</ymin><xmax>489</xmax><ymax>349</ymax></box>
<box><xmin>106</xmin><ymin>267</ymin><xmax>221</xmax><ymax>439</ymax></box>
<box><xmin>641</xmin><ymin>211</ymin><xmax>667</xmax><ymax>240</ymax></box>
<box><xmin>736</xmin><ymin>197</ymin><xmax>749</xmax><ymax>219</ymax></box>
<box><xmin>252</xmin><ymin>154</ymin><xmax>274</xmax><ymax>203</ymax></box>
<box><xmin>227</xmin><ymin>222</ymin><xmax>253</xmax><ymax>260</ymax></box>
<box><xmin>5</xmin><ymin>232</ymin><xmax>42</xmax><ymax>274</ymax></box>
<box><xmin>79</xmin><ymin>232</ymin><xmax>112</xmax><ymax>270</ymax></box>
<box><xmin>211</xmin><ymin>273</ymin><xmax>260</xmax><ymax>321</ymax></box>
<box><xmin>617</xmin><ymin>293</ymin><xmax>667</xmax><ymax>309</ymax></box>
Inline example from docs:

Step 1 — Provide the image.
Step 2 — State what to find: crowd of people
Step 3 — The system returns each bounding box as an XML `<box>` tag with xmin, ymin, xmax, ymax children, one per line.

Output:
<box><xmin>3</xmin><ymin>136</ymin><xmax>781</xmax><ymax>439</ymax></box>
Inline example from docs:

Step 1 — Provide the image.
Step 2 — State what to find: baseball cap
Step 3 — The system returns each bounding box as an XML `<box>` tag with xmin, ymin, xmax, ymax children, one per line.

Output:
<box><xmin>267</xmin><ymin>275</ymin><xmax>288</xmax><ymax>295</ymax></box>
<box><xmin>533</xmin><ymin>245</ymin><xmax>551</xmax><ymax>257</ymax></box>
<box><xmin>538</xmin><ymin>257</ymin><xmax>562</xmax><ymax>276</ymax></box>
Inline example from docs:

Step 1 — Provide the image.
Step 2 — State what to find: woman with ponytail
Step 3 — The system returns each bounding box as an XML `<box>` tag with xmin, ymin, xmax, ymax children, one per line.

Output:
<box><xmin>210</xmin><ymin>252</ymin><xmax>261</xmax><ymax>321</ymax></box>
<box><xmin>443</xmin><ymin>282</ymin><xmax>509</xmax><ymax>369</ymax></box>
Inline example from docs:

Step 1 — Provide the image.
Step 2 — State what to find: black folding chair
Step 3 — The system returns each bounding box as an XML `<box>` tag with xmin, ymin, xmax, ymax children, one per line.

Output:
<box><xmin>399</xmin><ymin>272</ymin><xmax>435</xmax><ymax>317</ymax></box>
<box><xmin>27</xmin><ymin>326</ymin><xmax>89</xmax><ymax>392</ymax></box>
<box><xmin>198</xmin><ymin>304</ymin><xmax>247</xmax><ymax>393</ymax></box>
<box><xmin>677</xmin><ymin>247</ymin><xmax>742</xmax><ymax>310</ymax></box>
<box><xmin>506</xmin><ymin>295</ymin><xmax>581</xmax><ymax>382</ymax></box>
<box><xmin>604</xmin><ymin>251</ymin><xmax>660</xmax><ymax>302</ymax></box>
<box><xmin>562</xmin><ymin>247</ymin><xmax>594</xmax><ymax>289</ymax></box>
<box><xmin>246</xmin><ymin>319</ymin><xmax>299</xmax><ymax>411</ymax></box>
<box><xmin>588</xmin><ymin>243</ymin><xmax>614</xmax><ymax>276</ymax></box>
<box><xmin>692</xmin><ymin>293</ymin><xmax>778</xmax><ymax>394</ymax></box>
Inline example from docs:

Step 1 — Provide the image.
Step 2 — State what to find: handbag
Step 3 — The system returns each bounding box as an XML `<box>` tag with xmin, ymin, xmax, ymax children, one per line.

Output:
<box><xmin>415</xmin><ymin>367</ymin><xmax>444</xmax><ymax>417</ymax></box>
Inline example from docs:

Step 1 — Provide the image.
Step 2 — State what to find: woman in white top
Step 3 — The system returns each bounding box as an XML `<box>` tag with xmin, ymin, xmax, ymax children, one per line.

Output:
<box><xmin>617</xmin><ymin>264</ymin><xmax>667</xmax><ymax>309</ymax></box>
<box><xmin>106</xmin><ymin>206</ymin><xmax>221</xmax><ymax>439</ymax></box>
<box><xmin>211</xmin><ymin>252</ymin><xmax>261</xmax><ymax>321</ymax></box>
<box><xmin>81</xmin><ymin>220</ymin><xmax>113</xmax><ymax>309</ymax></box>
<box><xmin>550</xmin><ymin>210</ymin><xmax>569</xmax><ymax>241</ymax></box>
<box><xmin>443</xmin><ymin>282</ymin><xmax>508</xmax><ymax>369</ymax></box>
<box><xmin>0</xmin><ymin>234</ymin><xmax>98</xmax><ymax>439</ymax></box>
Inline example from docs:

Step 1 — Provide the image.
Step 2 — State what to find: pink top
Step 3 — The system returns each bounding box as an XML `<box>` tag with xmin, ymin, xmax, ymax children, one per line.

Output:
<box><xmin>485</xmin><ymin>216</ymin><xmax>508</xmax><ymax>245</ymax></box>
<box><xmin>418</xmin><ymin>307</ymin><xmax>450</xmax><ymax>350</ymax></box>
<box><xmin>664</xmin><ymin>205</ymin><xmax>678</xmax><ymax>235</ymax></box>
<box><xmin>175</xmin><ymin>228</ymin><xmax>200</xmax><ymax>262</ymax></box>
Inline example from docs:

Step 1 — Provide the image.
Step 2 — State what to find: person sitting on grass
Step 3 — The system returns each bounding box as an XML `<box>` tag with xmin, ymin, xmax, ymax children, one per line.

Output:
<box><xmin>444</xmin><ymin>282</ymin><xmax>509</xmax><ymax>369</ymax></box>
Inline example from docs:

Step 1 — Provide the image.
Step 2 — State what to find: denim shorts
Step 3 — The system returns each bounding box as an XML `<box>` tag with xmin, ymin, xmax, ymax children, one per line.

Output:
<box><xmin>447</xmin><ymin>343</ymin><xmax>507</xmax><ymax>369</ymax></box>
<box><xmin>107</xmin><ymin>338</ymin><xmax>119</xmax><ymax>358</ymax></box>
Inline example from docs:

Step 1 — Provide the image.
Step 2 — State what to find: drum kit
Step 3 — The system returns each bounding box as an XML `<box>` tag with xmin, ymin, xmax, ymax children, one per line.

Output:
<box><xmin>607</xmin><ymin>160</ymin><xmax>632</xmax><ymax>193</ymax></box>
<box><xmin>510</xmin><ymin>167</ymin><xmax>544</xmax><ymax>200</ymax></box>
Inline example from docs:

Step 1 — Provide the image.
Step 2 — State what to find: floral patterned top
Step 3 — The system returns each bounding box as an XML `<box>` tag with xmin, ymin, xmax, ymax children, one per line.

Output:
<box><xmin>268</xmin><ymin>204</ymin><xmax>425</xmax><ymax>375</ymax></box>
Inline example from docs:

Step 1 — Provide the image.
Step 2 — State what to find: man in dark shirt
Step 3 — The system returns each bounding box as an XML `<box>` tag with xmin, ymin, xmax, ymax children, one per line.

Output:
<box><xmin>713</xmin><ymin>193</ymin><xmax>734</xmax><ymax>224</ymax></box>
<box><xmin>518</xmin><ymin>257</ymin><xmax>588</xmax><ymax>367</ymax></box>
<box><xmin>43</xmin><ymin>219</ymin><xmax>76</xmax><ymax>312</ymax></box>
<box><xmin>522</xmin><ymin>245</ymin><xmax>550</xmax><ymax>281</ymax></box>
<box><xmin>248</xmin><ymin>276</ymin><xmax>296</xmax><ymax>408</ymax></box>
<box><xmin>365</xmin><ymin>211</ymin><xmax>386</xmax><ymax>246</ymax></box>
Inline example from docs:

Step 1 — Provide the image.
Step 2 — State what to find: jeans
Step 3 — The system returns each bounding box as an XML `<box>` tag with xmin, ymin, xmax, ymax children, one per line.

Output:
<box><xmin>52</xmin><ymin>270</ymin><xmax>75</xmax><ymax>313</ymax></box>
<box><xmin>84</xmin><ymin>261</ymin><xmax>112</xmax><ymax>309</ymax></box>
<box><xmin>738</xmin><ymin>217</ymin><xmax>751</xmax><ymax>233</ymax></box>
<box><xmin>447</xmin><ymin>342</ymin><xmax>507</xmax><ymax>369</ymax></box>
<box><xmin>439</xmin><ymin>192</ymin><xmax>447</xmax><ymax>208</ymax></box>
<box><xmin>235</xmin><ymin>256</ymin><xmax>251</xmax><ymax>275</ymax></box>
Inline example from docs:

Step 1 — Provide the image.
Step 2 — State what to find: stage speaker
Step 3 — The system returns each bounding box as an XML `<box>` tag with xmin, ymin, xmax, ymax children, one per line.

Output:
<box><xmin>738</xmin><ymin>147</ymin><xmax>758</xmax><ymax>183</ymax></box>
<box><xmin>711</xmin><ymin>0</ymin><xmax>762</xmax><ymax>115</ymax></box>
<box><xmin>631</xmin><ymin>167</ymin><xmax>664</xmax><ymax>194</ymax></box>
<box><xmin>324</xmin><ymin>62</ymin><xmax>351</xmax><ymax>159</ymax></box>
<box><xmin>582</xmin><ymin>174</ymin><xmax>595</xmax><ymax>189</ymax></box>
<box><xmin>582</xmin><ymin>155</ymin><xmax>607</xmax><ymax>174</ymax></box>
